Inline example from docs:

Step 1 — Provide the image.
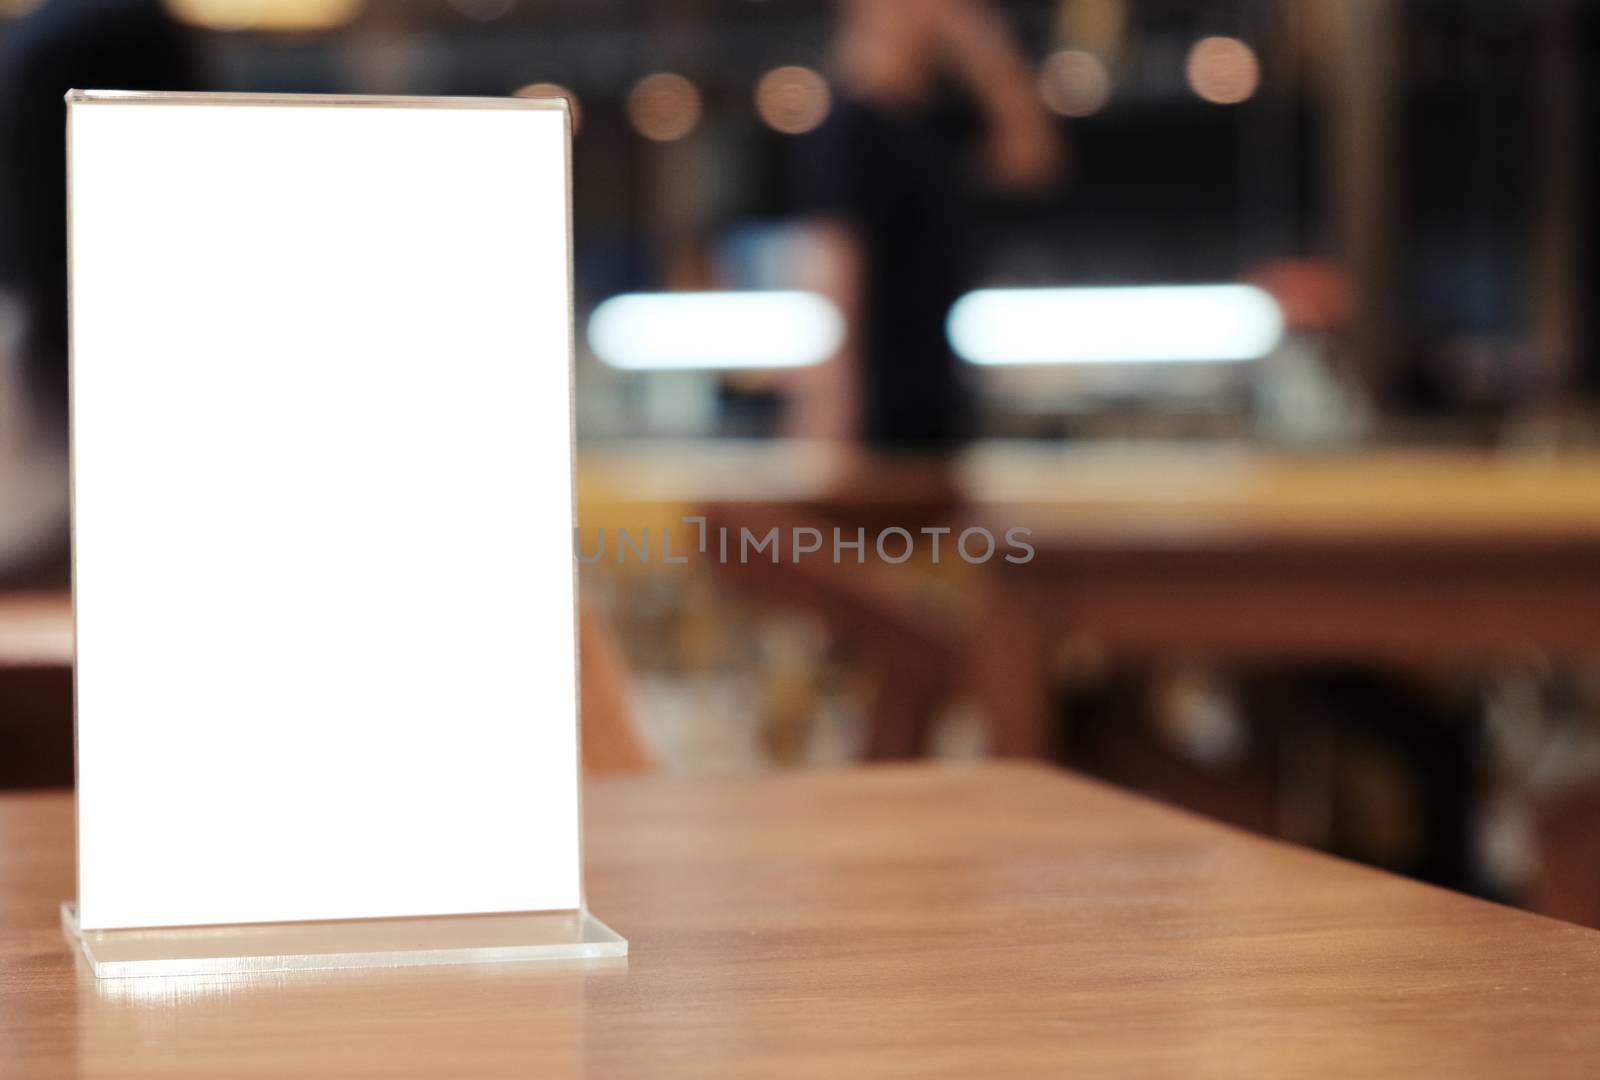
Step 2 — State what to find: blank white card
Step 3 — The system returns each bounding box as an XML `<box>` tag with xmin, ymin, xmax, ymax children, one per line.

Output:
<box><xmin>69</xmin><ymin>94</ymin><xmax>580</xmax><ymax>929</ymax></box>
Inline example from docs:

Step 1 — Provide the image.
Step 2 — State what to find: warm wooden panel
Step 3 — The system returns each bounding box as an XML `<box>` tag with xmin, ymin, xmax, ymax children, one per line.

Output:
<box><xmin>4</xmin><ymin>764</ymin><xmax>1600</xmax><ymax>1076</ymax></box>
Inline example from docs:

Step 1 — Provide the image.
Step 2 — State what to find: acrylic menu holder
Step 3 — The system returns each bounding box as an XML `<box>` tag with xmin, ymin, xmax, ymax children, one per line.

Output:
<box><xmin>62</xmin><ymin>90</ymin><xmax>624</xmax><ymax>978</ymax></box>
<box><xmin>59</xmin><ymin>907</ymin><xmax>627</xmax><ymax>979</ymax></box>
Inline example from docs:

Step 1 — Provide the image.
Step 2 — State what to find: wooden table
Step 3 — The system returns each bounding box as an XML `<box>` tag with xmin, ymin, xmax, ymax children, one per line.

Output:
<box><xmin>597</xmin><ymin>443</ymin><xmax>1600</xmax><ymax>757</ymax></box>
<box><xmin>6</xmin><ymin>763</ymin><xmax>1600</xmax><ymax>1077</ymax></box>
<box><xmin>966</xmin><ymin>450</ymin><xmax>1600</xmax><ymax>756</ymax></box>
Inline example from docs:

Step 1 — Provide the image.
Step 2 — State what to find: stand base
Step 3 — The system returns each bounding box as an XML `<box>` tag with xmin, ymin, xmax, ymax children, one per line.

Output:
<box><xmin>61</xmin><ymin>902</ymin><xmax>627</xmax><ymax>978</ymax></box>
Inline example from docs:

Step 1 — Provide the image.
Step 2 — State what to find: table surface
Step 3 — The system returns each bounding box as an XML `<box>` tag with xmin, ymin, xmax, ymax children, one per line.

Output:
<box><xmin>581</xmin><ymin>441</ymin><xmax>1600</xmax><ymax>539</ymax></box>
<box><xmin>5</xmin><ymin>764</ymin><xmax>1600</xmax><ymax>1077</ymax></box>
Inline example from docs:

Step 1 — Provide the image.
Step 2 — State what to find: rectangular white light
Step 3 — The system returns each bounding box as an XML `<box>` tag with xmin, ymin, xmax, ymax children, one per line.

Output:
<box><xmin>588</xmin><ymin>290</ymin><xmax>843</xmax><ymax>370</ymax></box>
<box><xmin>948</xmin><ymin>284</ymin><xmax>1285</xmax><ymax>365</ymax></box>
<box><xmin>69</xmin><ymin>92</ymin><xmax>581</xmax><ymax>930</ymax></box>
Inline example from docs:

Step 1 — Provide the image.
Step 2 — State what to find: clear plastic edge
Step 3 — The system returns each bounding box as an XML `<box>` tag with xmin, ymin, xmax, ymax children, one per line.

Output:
<box><xmin>62</xmin><ymin>901</ymin><xmax>627</xmax><ymax>978</ymax></box>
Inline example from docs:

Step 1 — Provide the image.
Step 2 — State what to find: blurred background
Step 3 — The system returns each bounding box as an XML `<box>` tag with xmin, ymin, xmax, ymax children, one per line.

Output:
<box><xmin>5</xmin><ymin>0</ymin><xmax>1600</xmax><ymax>926</ymax></box>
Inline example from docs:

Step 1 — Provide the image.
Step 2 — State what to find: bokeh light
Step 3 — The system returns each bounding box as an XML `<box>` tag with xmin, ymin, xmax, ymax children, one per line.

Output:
<box><xmin>627</xmin><ymin>73</ymin><xmax>703</xmax><ymax>143</ymax></box>
<box><xmin>754</xmin><ymin>66</ymin><xmax>832</xmax><ymax>135</ymax></box>
<box><xmin>1185</xmin><ymin>35</ymin><xmax>1260</xmax><ymax>105</ymax></box>
<box><xmin>1037</xmin><ymin>49</ymin><xmax>1112</xmax><ymax>118</ymax></box>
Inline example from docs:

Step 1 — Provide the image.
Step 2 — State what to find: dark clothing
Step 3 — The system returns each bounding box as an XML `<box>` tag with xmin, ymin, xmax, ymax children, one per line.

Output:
<box><xmin>796</xmin><ymin>92</ymin><xmax>976</xmax><ymax>449</ymax></box>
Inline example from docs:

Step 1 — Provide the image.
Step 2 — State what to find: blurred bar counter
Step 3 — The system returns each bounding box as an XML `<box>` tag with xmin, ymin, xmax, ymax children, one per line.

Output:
<box><xmin>578</xmin><ymin>440</ymin><xmax>1600</xmax><ymax>750</ymax></box>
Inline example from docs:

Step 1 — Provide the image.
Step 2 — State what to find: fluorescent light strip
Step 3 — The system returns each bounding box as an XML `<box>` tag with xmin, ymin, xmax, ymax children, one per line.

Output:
<box><xmin>588</xmin><ymin>290</ymin><xmax>844</xmax><ymax>371</ymax></box>
<box><xmin>948</xmin><ymin>285</ymin><xmax>1285</xmax><ymax>365</ymax></box>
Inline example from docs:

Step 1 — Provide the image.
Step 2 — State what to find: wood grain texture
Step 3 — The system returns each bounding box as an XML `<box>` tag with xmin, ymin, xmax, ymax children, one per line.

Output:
<box><xmin>5</xmin><ymin>764</ymin><xmax>1600</xmax><ymax>1076</ymax></box>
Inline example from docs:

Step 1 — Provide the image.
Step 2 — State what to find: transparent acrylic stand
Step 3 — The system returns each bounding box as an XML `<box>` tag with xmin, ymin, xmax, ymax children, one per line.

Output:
<box><xmin>62</xmin><ymin>902</ymin><xmax>626</xmax><ymax>978</ymax></box>
<box><xmin>62</xmin><ymin>89</ymin><xmax>623</xmax><ymax>984</ymax></box>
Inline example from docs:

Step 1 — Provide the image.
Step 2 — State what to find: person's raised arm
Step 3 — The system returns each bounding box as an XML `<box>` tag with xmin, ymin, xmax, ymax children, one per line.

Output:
<box><xmin>934</xmin><ymin>0</ymin><xmax>1066</xmax><ymax>191</ymax></box>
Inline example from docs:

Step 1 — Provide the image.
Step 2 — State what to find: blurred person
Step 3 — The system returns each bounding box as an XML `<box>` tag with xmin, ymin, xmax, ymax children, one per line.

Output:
<box><xmin>787</xmin><ymin>0</ymin><xmax>1062</xmax><ymax>449</ymax></box>
<box><xmin>0</xmin><ymin>0</ymin><xmax>200</xmax><ymax>585</ymax></box>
